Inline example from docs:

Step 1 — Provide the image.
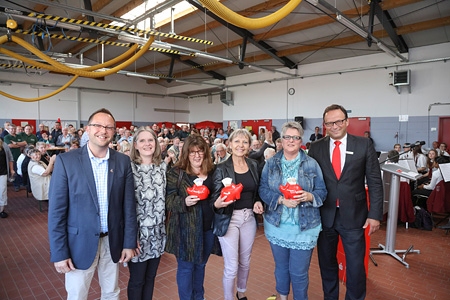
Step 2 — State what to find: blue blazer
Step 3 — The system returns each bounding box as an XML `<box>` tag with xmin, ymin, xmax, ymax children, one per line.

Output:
<box><xmin>308</xmin><ymin>134</ymin><xmax>383</xmax><ymax>229</ymax></box>
<box><xmin>48</xmin><ymin>146</ymin><xmax>137</xmax><ymax>270</ymax></box>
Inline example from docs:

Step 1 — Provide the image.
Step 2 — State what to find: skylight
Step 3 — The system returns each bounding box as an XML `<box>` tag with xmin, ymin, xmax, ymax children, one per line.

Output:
<box><xmin>111</xmin><ymin>0</ymin><xmax>195</xmax><ymax>31</ymax></box>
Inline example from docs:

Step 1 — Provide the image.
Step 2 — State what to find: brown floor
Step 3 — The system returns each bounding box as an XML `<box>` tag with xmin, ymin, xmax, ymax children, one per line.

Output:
<box><xmin>1</xmin><ymin>185</ymin><xmax>450</xmax><ymax>300</ymax></box>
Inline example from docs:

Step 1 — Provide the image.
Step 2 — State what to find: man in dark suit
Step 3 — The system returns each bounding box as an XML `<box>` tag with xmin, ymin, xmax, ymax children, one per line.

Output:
<box><xmin>309</xmin><ymin>126</ymin><xmax>323</xmax><ymax>142</ymax></box>
<box><xmin>308</xmin><ymin>104</ymin><xmax>383</xmax><ymax>300</ymax></box>
<box><xmin>48</xmin><ymin>108</ymin><xmax>137</xmax><ymax>299</ymax></box>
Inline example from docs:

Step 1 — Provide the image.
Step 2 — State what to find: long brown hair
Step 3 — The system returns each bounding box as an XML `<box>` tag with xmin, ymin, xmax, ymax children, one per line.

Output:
<box><xmin>177</xmin><ymin>134</ymin><xmax>213</xmax><ymax>175</ymax></box>
<box><xmin>130</xmin><ymin>126</ymin><xmax>162</xmax><ymax>165</ymax></box>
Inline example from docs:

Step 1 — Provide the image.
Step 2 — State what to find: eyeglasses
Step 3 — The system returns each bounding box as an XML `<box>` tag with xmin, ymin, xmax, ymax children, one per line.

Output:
<box><xmin>282</xmin><ymin>135</ymin><xmax>301</xmax><ymax>141</ymax></box>
<box><xmin>324</xmin><ymin>119</ymin><xmax>347</xmax><ymax>128</ymax></box>
<box><xmin>189</xmin><ymin>150</ymin><xmax>205</xmax><ymax>156</ymax></box>
<box><xmin>88</xmin><ymin>124</ymin><xmax>115</xmax><ymax>132</ymax></box>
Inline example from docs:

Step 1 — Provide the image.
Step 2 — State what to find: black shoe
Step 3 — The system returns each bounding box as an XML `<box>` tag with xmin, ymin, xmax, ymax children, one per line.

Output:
<box><xmin>236</xmin><ymin>292</ymin><xmax>248</xmax><ymax>300</ymax></box>
<box><xmin>14</xmin><ymin>186</ymin><xmax>19</xmax><ymax>192</ymax></box>
<box><xmin>438</xmin><ymin>223</ymin><xmax>450</xmax><ymax>230</ymax></box>
<box><xmin>0</xmin><ymin>211</ymin><xmax>8</xmax><ymax>218</ymax></box>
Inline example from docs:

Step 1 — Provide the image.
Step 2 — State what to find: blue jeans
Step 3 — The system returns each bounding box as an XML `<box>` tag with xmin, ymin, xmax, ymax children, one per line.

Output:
<box><xmin>176</xmin><ymin>230</ymin><xmax>214</xmax><ymax>300</ymax></box>
<box><xmin>269</xmin><ymin>242</ymin><xmax>313</xmax><ymax>300</ymax></box>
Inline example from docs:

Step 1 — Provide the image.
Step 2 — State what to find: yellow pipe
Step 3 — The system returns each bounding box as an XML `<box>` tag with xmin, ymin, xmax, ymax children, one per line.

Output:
<box><xmin>5</xmin><ymin>35</ymin><xmax>155</xmax><ymax>77</ymax></box>
<box><xmin>0</xmin><ymin>75</ymin><xmax>79</xmax><ymax>102</ymax></box>
<box><xmin>0</xmin><ymin>43</ymin><xmax>139</xmax><ymax>74</ymax></box>
<box><xmin>0</xmin><ymin>34</ymin><xmax>155</xmax><ymax>101</ymax></box>
<box><xmin>198</xmin><ymin>0</ymin><xmax>302</xmax><ymax>30</ymax></box>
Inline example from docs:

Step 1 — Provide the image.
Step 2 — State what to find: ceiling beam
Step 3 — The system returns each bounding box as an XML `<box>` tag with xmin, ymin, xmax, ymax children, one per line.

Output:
<box><xmin>371</xmin><ymin>0</ymin><xmax>408</xmax><ymax>53</ymax></box>
<box><xmin>136</xmin><ymin>0</ymin><xmax>422</xmax><ymax>74</ymax></box>
<box><xmin>176</xmin><ymin>16</ymin><xmax>450</xmax><ymax>77</ymax></box>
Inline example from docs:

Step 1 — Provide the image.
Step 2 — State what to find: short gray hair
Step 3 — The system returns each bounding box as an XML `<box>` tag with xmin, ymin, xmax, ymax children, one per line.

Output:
<box><xmin>281</xmin><ymin>121</ymin><xmax>304</xmax><ymax>137</ymax></box>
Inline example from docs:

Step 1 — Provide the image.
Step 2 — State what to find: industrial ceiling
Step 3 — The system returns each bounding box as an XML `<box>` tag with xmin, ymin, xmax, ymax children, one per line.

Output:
<box><xmin>0</xmin><ymin>0</ymin><xmax>449</xmax><ymax>95</ymax></box>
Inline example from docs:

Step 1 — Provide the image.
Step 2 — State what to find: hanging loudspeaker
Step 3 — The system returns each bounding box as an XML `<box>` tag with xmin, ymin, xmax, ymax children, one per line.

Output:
<box><xmin>294</xmin><ymin>116</ymin><xmax>304</xmax><ymax>128</ymax></box>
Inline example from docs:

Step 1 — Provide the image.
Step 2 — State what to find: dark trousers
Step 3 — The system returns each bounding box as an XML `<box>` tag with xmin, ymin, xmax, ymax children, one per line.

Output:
<box><xmin>127</xmin><ymin>256</ymin><xmax>161</xmax><ymax>300</ymax></box>
<box><xmin>317</xmin><ymin>210</ymin><xmax>366</xmax><ymax>300</ymax></box>
<box><xmin>12</xmin><ymin>161</ymin><xmax>23</xmax><ymax>188</ymax></box>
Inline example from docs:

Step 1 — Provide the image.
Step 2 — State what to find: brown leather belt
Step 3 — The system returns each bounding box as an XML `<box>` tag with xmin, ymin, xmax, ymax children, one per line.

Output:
<box><xmin>99</xmin><ymin>232</ymin><xmax>108</xmax><ymax>238</ymax></box>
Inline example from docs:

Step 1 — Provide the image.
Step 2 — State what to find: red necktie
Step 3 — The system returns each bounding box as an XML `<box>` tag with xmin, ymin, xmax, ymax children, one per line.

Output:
<box><xmin>332</xmin><ymin>141</ymin><xmax>341</xmax><ymax>179</ymax></box>
<box><xmin>332</xmin><ymin>141</ymin><xmax>341</xmax><ymax>206</ymax></box>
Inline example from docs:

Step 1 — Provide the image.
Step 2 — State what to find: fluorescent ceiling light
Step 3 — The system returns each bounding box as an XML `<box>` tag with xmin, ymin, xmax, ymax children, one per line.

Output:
<box><xmin>117</xmin><ymin>33</ymin><xmax>148</xmax><ymax>45</ymax></box>
<box><xmin>126</xmin><ymin>72</ymin><xmax>160</xmax><ymax>80</ymax></box>
<box><xmin>13</xmin><ymin>14</ymin><xmax>81</xmax><ymax>31</ymax></box>
<box><xmin>377</xmin><ymin>42</ymin><xmax>397</xmax><ymax>58</ymax></box>
<box><xmin>175</xmin><ymin>79</ymin><xmax>202</xmax><ymax>85</ymax></box>
<box><xmin>194</xmin><ymin>52</ymin><xmax>233</xmax><ymax>64</ymax></box>
<box><xmin>377</xmin><ymin>42</ymin><xmax>408</xmax><ymax>61</ymax></box>
<box><xmin>336</xmin><ymin>14</ymin><xmax>368</xmax><ymax>38</ymax></box>
<box><xmin>153</xmin><ymin>41</ymin><xmax>172</xmax><ymax>50</ymax></box>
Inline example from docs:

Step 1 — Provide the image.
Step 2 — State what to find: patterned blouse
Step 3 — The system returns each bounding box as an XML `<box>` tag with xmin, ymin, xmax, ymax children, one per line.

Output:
<box><xmin>130</xmin><ymin>161</ymin><xmax>167</xmax><ymax>263</ymax></box>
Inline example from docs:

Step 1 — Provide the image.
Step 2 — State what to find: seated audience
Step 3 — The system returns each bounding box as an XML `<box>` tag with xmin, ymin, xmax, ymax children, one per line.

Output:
<box><xmin>411</xmin><ymin>156</ymin><xmax>448</xmax><ymax>205</ymax></box>
<box><xmin>118</xmin><ymin>129</ymin><xmax>133</xmax><ymax>144</ymax></box>
<box><xmin>36</xmin><ymin>123</ymin><xmax>47</xmax><ymax>141</ymax></box>
<box><xmin>213</xmin><ymin>143</ymin><xmax>230</xmax><ymax>164</ymax></box>
<box><xmin>413</xmin><ymin>146</ymin><xmax>427</xmax><ymax>174</ymax></box>
<box><xmin>27</xmin><ymin>149</ymin><xmax>56</xmax><ymax>201</ymax></box>
<box><xmin>119</xmin><ymin>141</ymin><xmax>131</xmax><ymax>156</ymax></box>
<box><xmin>417</xmin><ymin>149</ymin><xmax>438</xmax><ymax>185</ymax></box>
<box><xmin>36</xmin><ymin>142</ymin><xmax>51</xmax><ymax>165</ymax></box>
<box><xmin>309</xmin><ymin>126</ymin><xmax>323</xmax><ymax>142</ymax></box>
<box><xmin>275</xmin><ymin>138</ymin><xmax>283</xmax><ymax>152</ymax></box>
<box><xmin>69</xmin><ymin>141</ymin><xmax>80</xmax><ymax>151</ymax></box>
<box><xmin>38</xmin><ymin>132</ymin><xmax>53</xmax><ymax>144</ymax></box>
<box><xmin>56</xmin><ymin>127</ymin><xmax>72</xmax><ymax>150</ymax></box>
<box><xmin>216</xmin><ymin>128</ymin><xmax>228</xmax><ymax>141</ymax></box>
<box><xmin>440</xmin><ymin>142</ymin><xmax>449</xmax><ymax>156</ymax></box>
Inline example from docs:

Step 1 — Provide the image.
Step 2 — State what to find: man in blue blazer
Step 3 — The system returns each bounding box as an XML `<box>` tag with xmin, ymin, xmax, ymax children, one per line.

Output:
<box><xmin>309</xmin><ymin>104</ymin><xmax>383</xmax><ymax>300</ymax></box>
<box><xmin>48</xmin><ymin>108</ymin><xmax>137</xmax><ymax>300</ymax></box>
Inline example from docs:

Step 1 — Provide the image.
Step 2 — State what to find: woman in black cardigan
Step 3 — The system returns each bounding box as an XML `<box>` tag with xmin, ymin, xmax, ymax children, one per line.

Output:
<box><xmin>211</xmin><ymin>129</ymin><xmax>264</xmax><ymax>300</ymax></box>
<box><xmin>165</xmin><ymin>134</ymin><xmax>217</xmax><ymax>300</ymax></box>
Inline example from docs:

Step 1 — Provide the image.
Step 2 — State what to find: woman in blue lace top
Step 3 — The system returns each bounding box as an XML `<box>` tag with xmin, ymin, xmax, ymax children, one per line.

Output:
<box><xmin>259</xmin><ymin>121</ymin><xmax>327</xmax><ymax>300</ymax></box>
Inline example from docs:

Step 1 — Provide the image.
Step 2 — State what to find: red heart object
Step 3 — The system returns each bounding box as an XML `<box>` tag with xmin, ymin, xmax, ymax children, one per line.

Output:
<box><xmin>279</xmin><ymin>182</ymin><xmax>303</xmax><ymax>199</ymax></box>
<box><xmin>221</xmin><ymin>183</ymin><xmax>244</xmax><ymax>202</ymax></box>
<box><xmin>187</xmin><ymin>185</ymin><xmax>210</xmax><ymax>200</ymax></box>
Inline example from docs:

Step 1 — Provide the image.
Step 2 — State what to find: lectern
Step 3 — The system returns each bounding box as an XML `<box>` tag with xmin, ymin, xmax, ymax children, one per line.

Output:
<box><xmin>370</xmin><ymin>163</ymin><xmax>421</xmax><ymax>268</ymax></box>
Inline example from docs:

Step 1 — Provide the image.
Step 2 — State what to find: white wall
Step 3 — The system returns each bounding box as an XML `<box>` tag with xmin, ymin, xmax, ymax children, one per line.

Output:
<box><xmin>211</xmin><ymin>42</ymin><xmax>450</xmax><ymax>121</ymax></box>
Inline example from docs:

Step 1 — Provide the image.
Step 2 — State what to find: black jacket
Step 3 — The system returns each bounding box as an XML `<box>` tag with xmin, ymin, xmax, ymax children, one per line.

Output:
<box><xmin>210</xmin><ymin>156</ymin><xmax>261</xmax><ymax>234</ymax></box>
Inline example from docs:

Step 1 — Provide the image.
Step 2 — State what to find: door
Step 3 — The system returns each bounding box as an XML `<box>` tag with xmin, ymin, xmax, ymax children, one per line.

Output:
<box><xmin>438</xmin><ymin>117</ymin><xmax>450</xmax><ymax>148</ymax></box>
<box><xmin>12</xmin><ymin>119</ymin><xmax>37</xmax><ymax>133</ymax></box>
<box><xmin>241</xmin><ymin>119</ymin><xmax>272</xmax><ymax>139</ymax></box>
